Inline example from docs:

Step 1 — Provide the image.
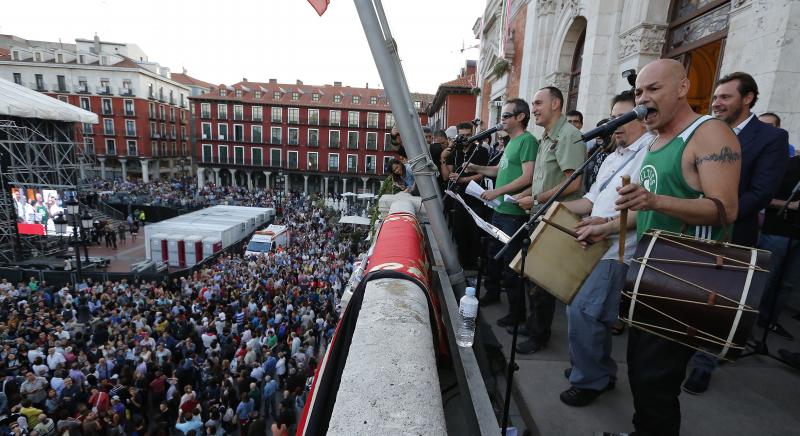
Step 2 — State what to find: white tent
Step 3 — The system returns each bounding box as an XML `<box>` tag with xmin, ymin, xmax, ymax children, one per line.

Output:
<box><xmin>0</xmin><ymin>77</ymin><xmax>98</xmax><ymax>123</ymax></box>
<box><xmin>339</xmin><ymin>215</ymin><xmax>371</xmax><ymax>225</ymax></box>
<box><xmin>357</xmin><ymin>193</ymin><xmax>376</xmax><ymax>200</ymax></box>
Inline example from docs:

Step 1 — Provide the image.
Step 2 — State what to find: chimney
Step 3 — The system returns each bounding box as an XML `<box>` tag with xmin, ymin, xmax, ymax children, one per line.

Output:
<box><xmin>365</xmin><ymin>82</ymin><xmax>369</xmax><ymax>89</ymax></box>
<box><xmin>334</xmin><ymin>81</ymin><xmax>342</xmax><ymax>87</ymax></box>
<box><xmin>92</xmin><ymin>33</ymin><xmax>100</xmax><ymax>55</ymax></box>
<box><xmin>296</xmin><ymin>80</ymin><xmax>303</xmax><ymax>85</ymax></box>
<box><xmin>242</xmin><ymin>77</ymin><xmax>248</xmax><ymax>82</ymax></box>
<box><xmin>269</xmin><ymin>79</ymin><xmax>277</xmax><ymax>84</ymax></box>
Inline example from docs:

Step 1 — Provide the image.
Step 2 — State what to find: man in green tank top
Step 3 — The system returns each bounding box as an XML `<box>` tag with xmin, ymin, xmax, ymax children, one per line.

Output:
<box><xmin>605</xmin><ymin>59</ymin><xmax>741</xmax><ymax>436</ymax></box>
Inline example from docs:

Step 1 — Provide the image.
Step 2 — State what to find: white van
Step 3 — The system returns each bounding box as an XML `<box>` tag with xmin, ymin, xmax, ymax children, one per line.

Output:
<box><xmin>245</xmin><ymin>224</ymin><xmax>290</xmax><ymax>256</ymax></box>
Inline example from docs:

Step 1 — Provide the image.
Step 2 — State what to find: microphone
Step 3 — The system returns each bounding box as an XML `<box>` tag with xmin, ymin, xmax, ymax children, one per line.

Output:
<box><xmin>465</xmin><ymin>123</ymin><xmax>503</xmax><ymax>144</ymax></box>
<box><xmin>580</xmin><ymin>105</ymin><xmax>648</xmax><ymax>142</ymax></box>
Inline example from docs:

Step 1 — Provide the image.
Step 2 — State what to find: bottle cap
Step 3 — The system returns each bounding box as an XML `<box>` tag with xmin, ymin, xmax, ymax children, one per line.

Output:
<box><xmin>465</xmin><ymin>287</ymin><xmax>476</xmax><ymax>297</ymax></box>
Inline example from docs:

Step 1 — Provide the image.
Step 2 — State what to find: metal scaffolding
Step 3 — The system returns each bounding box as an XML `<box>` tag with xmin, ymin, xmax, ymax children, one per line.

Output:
<box><xmin>0</xmin><ymin>116</ymin><xmax>81</xmax><ymax>262</ymax></box>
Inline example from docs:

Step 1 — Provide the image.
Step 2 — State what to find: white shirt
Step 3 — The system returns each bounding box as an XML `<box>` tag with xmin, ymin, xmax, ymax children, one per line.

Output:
<box><xmin>584</xmin><ymin>131</ymin><xmax>655</xmax><ymax>263</ymax></box>
<box><xmin>733</xmin><ymin>113</ymin><xmax>755</xmax><ymax>135</ymax></box>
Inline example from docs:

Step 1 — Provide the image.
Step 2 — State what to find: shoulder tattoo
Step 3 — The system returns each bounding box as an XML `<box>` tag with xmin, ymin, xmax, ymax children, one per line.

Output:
<box><xmin>694</xmin><ymin>146</ymin><xmax>741</xmax><ymax>167</ymax></box>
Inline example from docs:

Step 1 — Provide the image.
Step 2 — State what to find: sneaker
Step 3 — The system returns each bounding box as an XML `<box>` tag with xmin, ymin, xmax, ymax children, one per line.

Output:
<box><xmin>516</xmin><ymin>338</ymin><xmax>546</xmax><ymax>354</ymax></box>
<box><xmin>682</xmin><ymin>369</ymin><xmax>711</xmax><ymax>395</ymax></box>
<box><xmin>559</xmin><ymin>381</ymin><xmax>614</xmax><ymax>407</ymax></box>
<box><xmin>768</xmin><ymin>323</ymin><xmax>795</xmax><ymax>341</ymax></box>
<box><xmin>505</xmin><ymin>325</ymin><xmax>531</xmax><ymax>336</ymax></box>
<box><xmin>496</xmin><ymin>314</ymin><xmax>521</xmax><ymax>327</ymax></box>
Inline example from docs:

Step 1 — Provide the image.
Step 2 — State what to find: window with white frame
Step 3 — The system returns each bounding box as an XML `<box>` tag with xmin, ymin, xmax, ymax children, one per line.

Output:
<box><xmin>271</xmin><ymin>148</ymin><xmax>282</xmax><ymax>167</ymax></box>
<box><xmin>217</xmin><ymin>104</ymin><xmax>227</xmax><ymax>119</ymax></box>
<box><xmin>102</xmin><ymin>99</ymin><xmax>112</xmax><ymax>115</ymax></box>
<box><xmin>288</xmin><ymin>128</ymin><xmax>299</xmax><ymax>145</ymax></box>
<box><xmin>84</xmin><ymin>138</ymin><xmax>95</xmax><ymax>155</ymax></box>
<box><xmin>329</xmin><ymin>110</ymin><xmax>341</xmax><ymax>126</ymax></box>
<box><xmin>367</xmin><ymin>112</ymin><xmax>378</xmax><ymax>128</ymax></box>
<box><xmin>308</xmin><ymin>129</ymin><xmax>319</xmax><ymax>147</ymax></box>
<box><xmin>252</xmin><ymin>125</ymin><xmax>263</xmax><ymax>143</ymax></box>
<box><xmin>254</xmin><ymin>90</ymin><xmax>262</xmax><ymax>99</ymax></box>
<box><xmin>202</xmin><ymin>144</ymin><xmax>213</xmax><ymax>163</ymax></box>
<box><xmin>370</xmin><ymin>96</ymin><xmax>377</xmax><ymax>105</ymax></box>
<box><xmin>271</xmin><ymin>107</ymin><xmax>282</xmax><ymax>122</ymax></box>
<box><xmin>288</xmin><ymin>108</ymin><xmax>299</xmax><ymax>124</ymax></box>
<box><xmin>366</xmin><ymin>132</ymin><xmax>377</xmax><ymax>150</ymax></box>
<box><xmin>347</xmin><ymin>154</ymin><xmax>358</xmax><ymax>173</ymax></box>
<box><xmin>271</xmin><ymin>127</ymin><xmax>282</xmax><ymax>144</ymax></box>
<box><xmin>201</xmin><ymin>103</ymin><xmax>211</xmax><ymax>118</ymax></box>
<box><xmin>291</xmin><ymin>92</ymin><xmax>299</xmax><ymax>100</ymax></box>
<box><xmin>124</xmin><ymin>99</ymin><xmax>134</xmax><ymax>116</ymax></box>
<box><xmin>328</xmin><ymin>153</ymin><xmax>339</xmax><ymax>171</ymax></box>
<box><xmin>201</xmin><ymin>123</ymin><xmax>212</xmax><ymax>140</ymax></box>
<box><xmin>125</xmin><ymin>120</ymin><xmax>136</xmax><ymax>136</ymax></box>
<box><xmin>234</xmin><ymin>146</ymin><xmax>245</xmax><ymax>165</ymax></box>
<box><xmin>365</xmin><ymin>155</ymin><xmax>377</xmax><ymax>174</ymax></box>
<box><xmin>329</xmin><ymin>130</ymin><xmax>340</xmax><ymax>148</ymax></box>
<box><xmin>347</xmin><ymin>131</ymin><xmax>358</xmax><ymax>149</ymax></box>
<box><xmin>307</xmin><ymin>152</ymin><xmax>318</xmax><ymax>171</ymax></box>
<box><xmin>384</xmin><ymin>133</ymin><xmax>392</xmax><ymax>151</ymax></box>
<box><xmin>235</xmin><ymin>89</ymin><xmax>242</xmax><ymax>98</ymax></box>
<box><xmin>252</xmin><ymin>106</ymin><xmax>263</xmax><ymax>121</ymax></box>
<box><xmin>233</xmin><ymin>105</ymin><xmax>244</xmax><ymax>120</ymax></box>
<box><xmin>218</xmin><ymin>124</ymin><xmax>228</xmax><ymax>141</ymax></box>
<box><xmin>252</xmin><ymin>147</ymin><xmax>263</xmax><ymax>166</ymax></box>
<box><xmin>273</xmin><ymin>91</ymin><xmax>281</xmax><ymax>100</ymax></box>
<box><xmin>105</xmin><ymin>139</ymin><xmax>116</xmax><ymax>155</ymax></box>
<box><xmin>385</xmin><ymin>113</ymin><xmax>395</xmax><ymax>128</ymax></box>
<box><xmin>127</xmin><ymin>140</ymin><xmax>137</xmax><ymax>156</ymax></box>
<box><xmin>288</xmin><ymin>150</ymin><xmax>299</xmax><ymax>169</ymax></box>
<box><xmin>383</xmin><ymin>156</ymin><xmax>393</xmax><ymax>173</ymax></box>
<box><xmin>352</xmin><ymin>95</ymin><xmax>361</xmax><ymax>104</ymax></box>
<box><xmin>312</xmin><ymin>93</ymin><xmax>320</xmax><ymax>102</ymax></box>
<box><xmin>234</xmin><ymin>124</ymin><xmax>244</xmax><ymax>142</ymax></box>
<box><xmin>218</xmin><ymin>145</ymin><xmax>229</xmax><ymax>164</ymax></box>
<box><xmin>334</xmin><ymin>95</ymin><xmax>342</xmax><ymax>103</ymax></box>
<box><xmin>308</xmin><ymin>109</ymin><xmax>319</xmax><ymax>125</ymax></box>
<box><xmin>348</xmin><ymin>111</ymin><xmax>359</xmax><ymax>127</ymax></box>
<box><xmin>80</xmin><ymin>97</ymin><xmax>90</xmax><ymax>111</ymax></box>
<box><xmin>103</xmin><ymin>119</ymin><xmax>114</xmax><ymax>135</ymax></box>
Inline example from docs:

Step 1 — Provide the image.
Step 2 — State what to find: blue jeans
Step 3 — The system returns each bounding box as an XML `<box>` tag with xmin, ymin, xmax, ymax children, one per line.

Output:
<box><xmin>485</xmin><ymin>212</ymin><xmax>528</xmax><ymax>318</ymax></box>
<box><xmin>567</xmin><ymin>260</ymin><xmax>627</xmax><ymax>390</ymax></box>
<box><xmin>756</xmin><ymin>233</ymin><xmax>800</xmax><ymax>324</ymax></box>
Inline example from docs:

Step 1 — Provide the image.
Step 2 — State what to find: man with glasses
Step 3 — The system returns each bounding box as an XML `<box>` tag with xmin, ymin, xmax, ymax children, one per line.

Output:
<box><xmin>466</xmin><ymin>99</ymin><xmax>538</xmax><ymax>310</ymax></box>
<box><xmin>513</xmin><ymin>86</ymin><xmax>587</xmax><ymax>354</ymax></box>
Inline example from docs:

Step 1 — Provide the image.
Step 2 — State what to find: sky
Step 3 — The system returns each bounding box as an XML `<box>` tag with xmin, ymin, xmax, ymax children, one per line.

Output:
<box><xmin>1</xmin><ymin>0</ymin><xmax>485</xmax><ymax>94</ymax></box>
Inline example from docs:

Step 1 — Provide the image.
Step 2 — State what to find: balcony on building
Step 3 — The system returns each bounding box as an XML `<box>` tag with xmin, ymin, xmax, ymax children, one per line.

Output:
<box><xmin>76</xmin><ymin>83</ymin><xmax>90</xmax><ymax>94</ymax></box>
<box><xmin>119</xmin><ymin>87</ymin><xmax>135</xmax><ymax>97</ymax></box>
<box><xmin>97</xmin><ymin>85</ymin><xmax>112</xmax><ymax>95</ymax></box>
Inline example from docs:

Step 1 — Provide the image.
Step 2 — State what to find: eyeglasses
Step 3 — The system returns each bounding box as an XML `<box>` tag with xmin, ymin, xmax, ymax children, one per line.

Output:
<box><xmin>500</xmin><ymin>112</ymin><xmax>520</xmax><ymax>120</ymax></box>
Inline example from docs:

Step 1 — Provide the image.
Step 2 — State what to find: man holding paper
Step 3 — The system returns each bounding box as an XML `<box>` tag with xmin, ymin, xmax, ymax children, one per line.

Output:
<box><xmin>466</xmin><ymin>98</ymin><xmax>538</xmax><ymax>315</ymax></box>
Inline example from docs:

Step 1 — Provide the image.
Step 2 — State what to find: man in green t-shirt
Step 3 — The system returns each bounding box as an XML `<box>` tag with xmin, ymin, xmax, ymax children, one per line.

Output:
<box><xmin>466</xmin><ymin>98</ymin><xmax>538</xmax><ymax>317</ymax></box>
<box><xmin>513</xmin><ymin>86</ymin><xmax>586</xmax><ymax>355</ymax></box>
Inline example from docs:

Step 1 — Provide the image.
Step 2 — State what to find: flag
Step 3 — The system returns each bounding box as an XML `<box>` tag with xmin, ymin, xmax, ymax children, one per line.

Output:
<box><xmin>307</xmin><ymin>0</ymin><xmax>330</xmax><ymax>16</ymax></box>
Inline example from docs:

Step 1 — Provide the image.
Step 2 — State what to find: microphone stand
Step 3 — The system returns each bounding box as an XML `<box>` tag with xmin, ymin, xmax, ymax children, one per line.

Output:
<box><xmin>497</xmin><ymin>143</ymin><xmax>601</xmax><ymax>435</ymax></box>
<box><xmin>446</xmin><ymin>127</ymin><xmax>499</xmax><ymax>192</ymax></box>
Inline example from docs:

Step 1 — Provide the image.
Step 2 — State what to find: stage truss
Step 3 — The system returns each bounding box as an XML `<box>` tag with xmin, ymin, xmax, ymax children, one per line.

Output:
<box><xmin>0</xmin><ymin>117</ymin><xmax>83</xmax><ymax>263</ymax></box>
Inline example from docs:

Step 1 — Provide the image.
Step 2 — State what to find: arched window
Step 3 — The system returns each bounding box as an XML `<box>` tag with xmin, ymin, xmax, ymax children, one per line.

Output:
<box><xmin>567</xmin><ymin>29</ymin><xmax>585</xmax><ymax>112</ymax></box>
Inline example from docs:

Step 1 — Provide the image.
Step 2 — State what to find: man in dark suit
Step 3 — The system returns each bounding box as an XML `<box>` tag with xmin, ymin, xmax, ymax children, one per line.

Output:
<box><xmin>683</xmin><ymin>72</ymin><xmax>789</xmax><ymax>395</ymax></box>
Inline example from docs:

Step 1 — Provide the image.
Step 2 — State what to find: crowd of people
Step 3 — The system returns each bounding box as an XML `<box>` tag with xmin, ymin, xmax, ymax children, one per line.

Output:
<box><xmin>0</xmin><ymin>192</ymin><xmax>359</xmax><ymax>435</ymax></box>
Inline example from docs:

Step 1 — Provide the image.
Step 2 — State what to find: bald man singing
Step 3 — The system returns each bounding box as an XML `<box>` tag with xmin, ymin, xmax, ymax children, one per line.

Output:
<box><xmin>603</xmin><ymin>60</ymin><xmax>741</xmax><ymax>436</ymax></box>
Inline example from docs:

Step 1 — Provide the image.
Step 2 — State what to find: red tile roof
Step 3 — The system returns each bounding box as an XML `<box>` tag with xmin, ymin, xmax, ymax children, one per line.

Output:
<box><xmin>191</xmin><ymin>80</ymin><xmax>433</xmax><ymax>114</ymax></box>
<box><xmin>171</xmin><ymin>73</ymin><xmax>214</xmax><ymax>89</ymax></box>
<box><xmin>439</xmin><ymin>74</ymin><xmax>476</xmax><ymax>89</ymax></box>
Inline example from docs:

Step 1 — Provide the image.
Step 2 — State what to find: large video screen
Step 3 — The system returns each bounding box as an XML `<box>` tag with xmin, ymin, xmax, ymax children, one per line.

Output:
<box><xmin>10</xmin><ymin>187</ymin><xmax>76</xmax><ymax>235</ymax></box>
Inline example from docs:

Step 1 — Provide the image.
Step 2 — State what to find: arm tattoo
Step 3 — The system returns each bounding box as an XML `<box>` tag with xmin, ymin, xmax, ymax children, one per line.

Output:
<box><xmin>694</xmin><ymin>146</ymin><xmax>741</xmax><ymax>166</ymax></box>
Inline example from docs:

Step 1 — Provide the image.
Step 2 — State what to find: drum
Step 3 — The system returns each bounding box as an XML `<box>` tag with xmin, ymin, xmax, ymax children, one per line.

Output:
<box><xmin>621</xmin><ymin>230</ymin><xmax>770</xmax><ymax>360</ymax></box>
<box><xmin>510</xmin><ymin>202</ymin><xmax>609</xmax><ymax>304</ymax></box>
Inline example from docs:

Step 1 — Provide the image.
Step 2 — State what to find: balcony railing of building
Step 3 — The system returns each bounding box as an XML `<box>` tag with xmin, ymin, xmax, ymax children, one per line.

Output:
<box><xmin>96</xmin><ymin>85</ymin><xmax>112</xmax><ymax>95</ymax></box>
<box><xmin>76</xmin><ymin>83</ymin><xmax>90</xmax><ymax>94</ymax></box>
<box><xmin>119</xmin><ymin>87</ymin><xmax>135</xmax><ymax>97</ymax></box>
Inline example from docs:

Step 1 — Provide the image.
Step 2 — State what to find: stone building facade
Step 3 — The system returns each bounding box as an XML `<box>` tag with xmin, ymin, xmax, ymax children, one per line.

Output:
<box><xmin>475</xmin><ymin>0</ymin><xmax>799</xmax><ymax>144</ymax></box>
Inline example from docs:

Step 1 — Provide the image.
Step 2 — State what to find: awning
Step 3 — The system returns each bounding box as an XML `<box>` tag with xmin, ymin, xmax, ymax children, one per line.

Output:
<box><xmin>339</xmin><ymin>215</ymin><xmax>371</xmax><ymax>225</ymax></box>
<box><xmin>0</xmin><ymin>77</ymin><xmax>98</xmax><ymax>123</ymax></box>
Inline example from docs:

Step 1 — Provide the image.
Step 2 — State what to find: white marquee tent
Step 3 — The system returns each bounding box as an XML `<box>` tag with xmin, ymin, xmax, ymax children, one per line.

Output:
<box><xmin>0</xmin><ymin>77</ymin><xmax>97</xmax><ymax>123</ymax></box>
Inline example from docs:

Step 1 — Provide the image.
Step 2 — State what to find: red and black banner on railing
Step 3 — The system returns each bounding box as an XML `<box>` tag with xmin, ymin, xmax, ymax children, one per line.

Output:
<box><xmin>297</xmin><ymin>212</ymin><xmax>448</xmax><ymax>436</ymax></box>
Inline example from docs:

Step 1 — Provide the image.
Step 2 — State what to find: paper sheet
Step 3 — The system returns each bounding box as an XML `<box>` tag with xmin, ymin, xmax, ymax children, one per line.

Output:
<box><xmin>445</xmin><ymin>190</ymin><xmax>511</xmax><ymax>244</ymax></box>
<box><xmin>465</xmin><ymin>180</ymin><xmax>501</xmax><ymax>208</ymax></box>
<box><xmin>503</xmin><ymin>194</ymin><xmax>518</xmax><ymax>204</ymax></box>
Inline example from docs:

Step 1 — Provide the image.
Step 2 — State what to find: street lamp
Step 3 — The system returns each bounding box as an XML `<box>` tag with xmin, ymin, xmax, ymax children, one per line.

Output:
<box><xmin>54</xmin><ymin>199</ymin><xmax>93</xmax><ymax>281</ymax></box>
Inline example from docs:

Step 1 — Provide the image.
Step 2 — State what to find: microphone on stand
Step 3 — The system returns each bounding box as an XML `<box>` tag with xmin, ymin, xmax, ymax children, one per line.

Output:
<box><xmin>465</xmin><ymin>123</ymin><xmax>504</xmax><ymax>144</ymax></box>
<box><xmin>579</xmin><ymin>105</ymin><xmax>648</xmax><ymax>142</ymax></box>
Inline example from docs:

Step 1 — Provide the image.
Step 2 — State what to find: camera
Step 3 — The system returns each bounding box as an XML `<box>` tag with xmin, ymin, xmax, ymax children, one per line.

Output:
<box><xmin>453</xmin><ymin>134</ymin><xmax>470</xmax><ymax>147</ymax></box>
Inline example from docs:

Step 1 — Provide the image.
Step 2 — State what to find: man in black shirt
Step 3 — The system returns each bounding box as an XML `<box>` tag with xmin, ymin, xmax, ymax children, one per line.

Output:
<box><xmin>440</xmin><ymin>122</ymin><xmax>490</xmax><ymax>270</ymax></box>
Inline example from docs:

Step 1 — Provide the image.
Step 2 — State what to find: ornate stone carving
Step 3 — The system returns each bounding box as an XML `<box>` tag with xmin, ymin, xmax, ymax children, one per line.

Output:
<box><xmin>544</xmin><ymin>72</ymin><xmax>570</xmax><ymax>96</ymax></box>
<box><xmin>618</xmin><ymin>23</ymin><xmax>668</xmax><ymax>61</ymax></box>
<box><xmin>537</xmin><ymin>0</ymin><xmax>555</xmax><ymax>15</ymax></box>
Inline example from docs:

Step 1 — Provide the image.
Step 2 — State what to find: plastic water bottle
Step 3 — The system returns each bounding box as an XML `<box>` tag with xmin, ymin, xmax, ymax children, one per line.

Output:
<box><xmin>456</xmin><ymin>287</ymin><xmax>479</xmax><ymax>347</ymax></box>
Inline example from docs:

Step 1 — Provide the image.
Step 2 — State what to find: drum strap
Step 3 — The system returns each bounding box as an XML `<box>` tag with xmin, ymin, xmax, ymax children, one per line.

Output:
<box><xmin>629</xmin><ymin>231</ymin><xmax>659</xmax><ymax>320</ymax></box>
<box><xmin>721</xmin><ymin>248</ymin><xmax>758</xmax><ymax>358</ymax></box>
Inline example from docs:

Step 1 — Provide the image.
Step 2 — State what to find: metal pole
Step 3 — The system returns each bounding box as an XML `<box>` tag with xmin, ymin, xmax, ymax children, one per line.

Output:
<box><xmin>353</xmin><ymin>0</ymin><xmax>465</xmax><ymax>291</ymax></box>
<box><xmin>72</xmin><ymin>216</ymin><xmax>82</xmax><ymax>283</ymax></box>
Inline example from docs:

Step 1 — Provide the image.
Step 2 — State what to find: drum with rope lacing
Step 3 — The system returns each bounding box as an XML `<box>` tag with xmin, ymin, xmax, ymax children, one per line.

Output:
<box><xmin>620</xmin><ymin>229</ymin><xmax>770</xmax><ymax>360</ymax></box>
